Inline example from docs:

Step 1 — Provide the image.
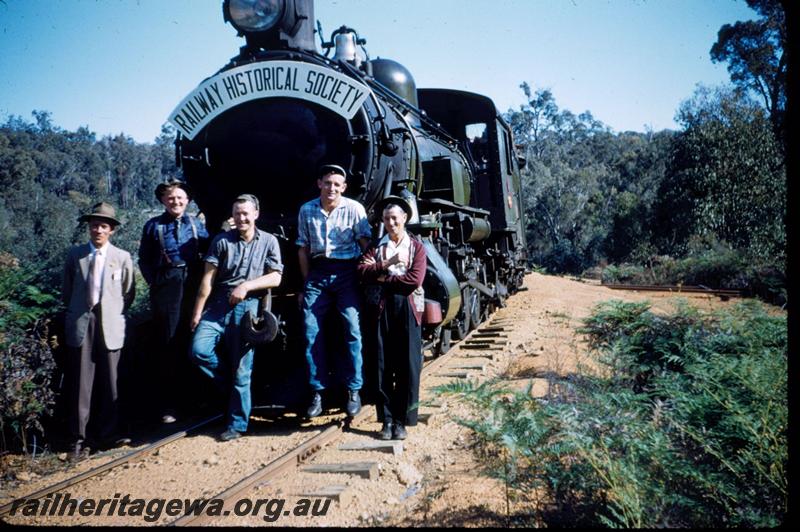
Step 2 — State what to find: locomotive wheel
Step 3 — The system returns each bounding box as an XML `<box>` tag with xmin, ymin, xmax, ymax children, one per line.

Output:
<box><xmin>451</xmin><ymin>288</ymin><xmax>471</xmax><ymax>340</ymax></box>
<box><xmin>467</xmin><ymin>286</ymin><xmax>483</xmax><ymax>330</ymax></box>
<box><xmin>436</xmin><ymin>327</ymin><xmax>452</xmax><ymax>356</ymax></box>
<box><xmin>495</xmin><ymin>280</ymin><xmax>508</xmax><ymax>308</ymax></box>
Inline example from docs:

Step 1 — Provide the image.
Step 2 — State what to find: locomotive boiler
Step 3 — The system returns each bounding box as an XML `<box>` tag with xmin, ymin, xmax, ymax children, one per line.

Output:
<box><xmin>168</xmin><ymin>0</ymin><xmax>527</xmax><ymax>407</ymax></box>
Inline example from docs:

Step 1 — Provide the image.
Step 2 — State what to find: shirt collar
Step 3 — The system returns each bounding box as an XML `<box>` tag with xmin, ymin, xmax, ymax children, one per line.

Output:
<box><xmin>317</xmin><ymin>197</ymin><xmax>345</xmax><ymax>213</ymax></box>
<box><xmin>379</xmin><ymin>231</ymin><xmax>409</xmax><ymax>248</ymax></box>
<box><xmin>161</xmin><ymin>212</ymin><xmax>186</xmax><ymax>224</ymax></box>
<box><xmin>237</xmin><ymin>229</ymin><xmax>260</xmax><ymax>243</ymax></box>
<box><xmin>88</xmin><ymin>241</ymin><xmax>110</xmax><ymax>255</ymax></box>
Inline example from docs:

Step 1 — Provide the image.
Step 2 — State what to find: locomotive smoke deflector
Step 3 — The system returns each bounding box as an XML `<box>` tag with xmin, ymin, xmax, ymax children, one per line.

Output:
<box><xmin>224</xmin><ymin>0</ymin><xmax>316</xmax><ymax>52</ymax></box>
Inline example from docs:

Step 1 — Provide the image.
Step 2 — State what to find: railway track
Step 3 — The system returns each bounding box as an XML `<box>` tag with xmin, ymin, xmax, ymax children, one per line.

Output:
<box><xmin>1</xmin><ymin>313</ymin><xmax>516</xmax><ymax>526</ymax></box>
<box><xmin>601</xmin><ymin>283</ymin><xmax>743</xmax><ymax>299</ymax></box>
<box><xmin>172</xmin><ymin>312</ymin><xmax>514</xmax><ymax>525</ymax></box>
<box><xmin>0</xmin><ymin>415</ymin><xmax>222</xmax><ymax>518</ymax></box>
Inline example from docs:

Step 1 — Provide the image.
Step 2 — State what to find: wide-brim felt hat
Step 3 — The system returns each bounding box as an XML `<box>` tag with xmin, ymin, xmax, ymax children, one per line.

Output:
<box><xmin>318</xmin><ymin>164</ymin><xmax>347</xmax><ymax>180</ymax></box>
<box><xmin>370</xmin><ymin>195</ymin><xmax>414</xmax><ymax>224</ymax></box>
<box><xmin>155</xmin><ymin>179</ymin><xmax>192</xmax><ymax>200</ymax></box>
<box><xmin>78</xmin><ymin>201</ymin><xmax>122</xmax><ymax>226</ymax></box>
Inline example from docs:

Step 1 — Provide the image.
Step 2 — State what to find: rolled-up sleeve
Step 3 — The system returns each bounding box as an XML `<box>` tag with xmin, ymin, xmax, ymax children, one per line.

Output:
<box><xmin>296</xmin><ymin>207</ymin><xmax>309</xmax><ymax>248</ymax></box>
<box><xmin>204</xmin><ymin>234</ymin><xmax>225</xmax><ymax>266</ymax></box>
<box><xmin>354</xmin><ymin>205</ymin><xmax>371</xmax><ymax>240</ymax></box>
<box><xmin>265</xmin><ymin>236</ymin><xmax>284</xmax><ymax>273</ymax></box>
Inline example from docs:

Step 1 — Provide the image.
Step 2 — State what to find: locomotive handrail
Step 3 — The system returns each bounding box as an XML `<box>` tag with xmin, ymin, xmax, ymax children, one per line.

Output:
<box><xmin>337</xmin><ymin>60</ymin><xmax>460</xmax><ymax>148</ymax></box>
<box><xmin>424</xmin><ymin>198</ymin><xmax>491</xmax><ymax>216</ymax></box>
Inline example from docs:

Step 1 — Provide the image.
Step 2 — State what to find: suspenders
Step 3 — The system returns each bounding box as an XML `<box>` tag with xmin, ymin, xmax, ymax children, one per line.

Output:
<box><xmin>156</xmin><ymin>215</ymin><xmax>198</xmax><ymax>265</ymax></box>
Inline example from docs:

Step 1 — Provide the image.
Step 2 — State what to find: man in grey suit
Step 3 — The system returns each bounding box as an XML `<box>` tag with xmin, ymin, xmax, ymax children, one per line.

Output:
<box><xmin>62</xmin><ymin>202</ymin><xmax>135</xmax><ymax>459</ymax></box>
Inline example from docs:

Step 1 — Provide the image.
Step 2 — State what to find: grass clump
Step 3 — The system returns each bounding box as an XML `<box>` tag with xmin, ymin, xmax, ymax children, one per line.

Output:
<box><xmin>437</xmin><ymin>300</ymin><xmax>787</xmax><ymax>527</ymax></box>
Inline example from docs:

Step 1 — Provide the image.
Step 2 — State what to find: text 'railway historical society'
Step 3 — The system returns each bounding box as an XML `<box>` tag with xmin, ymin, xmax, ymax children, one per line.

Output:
<box><xmin>169</xmin><ymin>61</ymin><xmax>370</xmax><ymax>139</ymax></box>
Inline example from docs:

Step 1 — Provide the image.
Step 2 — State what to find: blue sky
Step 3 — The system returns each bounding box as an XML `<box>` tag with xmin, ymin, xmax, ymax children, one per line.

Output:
<box><xmin>0</xmin><ymin>0</ymin><xmax>756</xmax><ymax>143</ymax></box>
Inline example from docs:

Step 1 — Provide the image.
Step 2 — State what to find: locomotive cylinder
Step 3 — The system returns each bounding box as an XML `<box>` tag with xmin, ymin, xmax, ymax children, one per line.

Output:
<box><xmin>464</xmin><ymin>216</ymin><xmax>491</xmax><ymax>243</ymax></box>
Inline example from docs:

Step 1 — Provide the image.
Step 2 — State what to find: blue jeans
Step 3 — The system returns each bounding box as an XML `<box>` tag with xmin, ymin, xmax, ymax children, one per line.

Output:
<box><xmin>303</xmin><ymin>261</ymin><xmax>363</xmax><ymax>392</ymax></box>
<box><xmin>190</xmin><ymin>296</ymin><xmax>259</xmax><ymax>433</ymax></box>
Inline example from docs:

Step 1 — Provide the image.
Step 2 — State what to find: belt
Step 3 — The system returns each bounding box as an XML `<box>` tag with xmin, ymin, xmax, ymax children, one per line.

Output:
<box><xmin>211</xmin><ymin>287</ymin><xmax>259</xmax><ymax>302</ymax></box>
<box><xmin>311</xmin><ymin>256</ymin><xmax>358</xmax><ymax>263</ymax></box>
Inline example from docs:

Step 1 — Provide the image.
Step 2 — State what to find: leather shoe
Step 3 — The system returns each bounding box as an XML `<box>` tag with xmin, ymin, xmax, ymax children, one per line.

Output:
<box><xmin>98</xmin><ymin>434</ymin><xmax>131</xmax><ymax>450</ymax></box>
<box><xmin>378</xmin><ymin>422</ymin><xmax>393</xmax><ymax>440</ymax></box>
<box><xmin>306</xmin><ymin>392</ymin><xmax>323</xmax><ymax>418</ymax></box>
<box><xmin>161</xmin><ymin>411</ymin><xmax>177</xmax><ymax>424</ymax></box>
<box><xmin>393</xmin><ymin>423</ymin><xmax>407</xmax><ymax>440</ymax></box>
<box><xmin>114</xmin><ymin>436</ymin><xmax>132</xmax><ymax>447</ymax></box>
<box><xmin>70</xmin><ymin>440</ymin><xmax>88</xmax><ymax>462</ymax></box>
<box><xmin>345</xmin><ymin>390</ymin><xmax>361</xmax><ymax>417</ymax></box>
<box><xmin>219</xmin><ymin>428</ymin><xmax>242</xmax><ymax>441</ymax></box>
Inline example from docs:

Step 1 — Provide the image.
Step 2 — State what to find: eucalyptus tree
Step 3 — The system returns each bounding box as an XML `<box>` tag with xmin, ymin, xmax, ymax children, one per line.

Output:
<box><xmin>710</xmin><ymin>0</ymin><xmax>786</xmax><ymax>145</ymax></box>
<box><xmin>656</xmin><ymin>85</ymin><xmax>785</xmax><ymax>267</ymax></box>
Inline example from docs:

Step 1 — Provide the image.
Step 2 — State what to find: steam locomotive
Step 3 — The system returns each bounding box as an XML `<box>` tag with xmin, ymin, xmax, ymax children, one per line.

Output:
<box><xmin>168</xmin><ymin>0</ymin><xmax>527</xmax><ymax>407</ymax></box>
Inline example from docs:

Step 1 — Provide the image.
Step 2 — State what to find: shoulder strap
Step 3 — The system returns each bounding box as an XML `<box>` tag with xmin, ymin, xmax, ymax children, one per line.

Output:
<box><xmin>188</xmin><ymin>214</ymin><xmax>198</xmax><ymax>240</ymax></box>
<box><xmin>156</xmin><ymin>223</ymin><xmax>171</xmax><ymax>264</ymax></box>
<box><xmin>157</xmin><ymin>223</ymin><xmax>166</xmax><ymax>251</ymax></box>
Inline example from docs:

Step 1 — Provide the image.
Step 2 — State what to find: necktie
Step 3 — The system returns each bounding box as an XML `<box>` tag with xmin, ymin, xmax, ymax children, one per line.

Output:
<box><xmin>87</xmin><ymin>250</ymin><xmax>102</xmax><ymax>308</ymax></box>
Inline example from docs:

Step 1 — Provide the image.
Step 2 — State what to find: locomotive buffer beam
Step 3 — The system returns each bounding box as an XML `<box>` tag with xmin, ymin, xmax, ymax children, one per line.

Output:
<box><xmin>461</xmin><ymin>278</ymin><xmax>495</xmax><ymax>299</ymax></box>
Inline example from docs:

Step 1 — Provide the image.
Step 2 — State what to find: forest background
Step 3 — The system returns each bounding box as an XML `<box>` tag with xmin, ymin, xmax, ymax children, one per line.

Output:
<box><xmin>0</xmin><ymin>1</ymin><xmax>788</xmax><ymax>454</ymax></box>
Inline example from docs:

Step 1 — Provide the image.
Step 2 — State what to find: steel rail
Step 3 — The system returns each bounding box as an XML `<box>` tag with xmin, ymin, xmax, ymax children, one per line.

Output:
<box><xmin>602</xmin><ymin>283</ymin><xmax>742</xmax><ymax>297</ymax></box>
<box><xmin>0</xmin><ymin>414</ymin><xmax>223</xmax><ymax>517</ymax></box>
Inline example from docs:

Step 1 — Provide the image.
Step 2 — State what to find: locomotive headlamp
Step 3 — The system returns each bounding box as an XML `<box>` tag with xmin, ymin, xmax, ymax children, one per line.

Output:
<box><xmin>223</xmin><ymin>0</ymin><xmax>316</xmax><ymax>52</ymax></box>
<box><xmin>225</xmin><ymin>0</ymin><xmax>285</xmax><ymax>33</ymax></box>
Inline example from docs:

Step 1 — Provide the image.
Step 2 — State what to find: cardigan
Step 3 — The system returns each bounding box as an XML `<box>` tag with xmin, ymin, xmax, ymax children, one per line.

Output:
<box><xmin>357</xmin><ymin>233</ymin><xmax>427</xmax><ymax>325</ymax></box>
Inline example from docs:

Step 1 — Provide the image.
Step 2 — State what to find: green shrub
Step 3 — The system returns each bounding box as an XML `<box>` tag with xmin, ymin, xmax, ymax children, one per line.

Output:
<box><xmin>439</xmin><ymin>300</ymin><xmax>787</xmax><ymax>527</ymax></box>
<box><xmin>0</xmin><ymin>319</ymin><xmax>57</xmax><ymax>453</ymax></box>
<box><xmin>600</xmin><ymin>263</ymin><xmax>647</xmax><ymax>284</ymax></box>
<box><xmin>0</xmin><ymin>253</ymin><xmax>59</xmax><ymax>452</ymax></box>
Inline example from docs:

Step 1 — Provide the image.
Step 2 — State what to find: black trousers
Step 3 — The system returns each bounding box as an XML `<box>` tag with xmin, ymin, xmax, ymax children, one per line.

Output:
<box><xmin>375</xmin><ymin>293</ymin><xmax>422</xmax><ymax>426</ymax></box>
<box><xmin>150</xmin><ymin>266</ymin><xmax>196</xmax><ymax>412</ymax></box>
<box><xmin>66</xmin><ymin>308</ymin><xmax>120</xmax><ymax>444</ymax></box>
